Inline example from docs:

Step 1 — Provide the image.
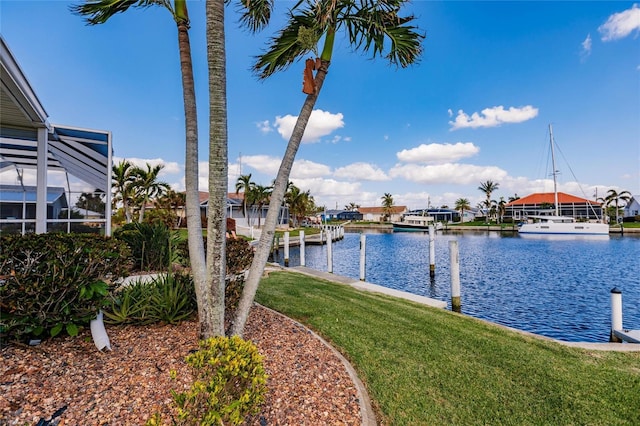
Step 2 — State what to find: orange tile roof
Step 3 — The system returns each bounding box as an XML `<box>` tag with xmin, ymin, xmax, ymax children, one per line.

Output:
<box><xmin>190</xmin><ymin>191</ymin><xmax>244</xmax><ymax>204</ymax></box>
<box><xmin>507</xmin><ymin>192</ymin><xmax>600</xmax><ymax>206</ymax></box>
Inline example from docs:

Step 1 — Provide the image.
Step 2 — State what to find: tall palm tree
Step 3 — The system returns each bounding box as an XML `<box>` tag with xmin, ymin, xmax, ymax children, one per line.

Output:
<box><xmin>286</xmin><ymin>183</ymin><xmax>312</xmax><ymax>227</ymax></box>
<box><xmin>131</xmin><ymin>163</ymin><xmax>170</xmax><ymax>222</ymax></box>
<box><xmin>381</xmin><ymin>192</ymin><xmax>394</xmax><ymax>222</ymax></box>
<box><xmin>497</xmin><ymin>196</ymin><xmax>506</xmax><ymax>224</ymax></box>
<box><xmin>478</xmin><ymin>180</ymin><xmax>500</xmax><ymax>223</ymax></box>
<box><xmin>232</xmin><ymin>0</ymin><xmax>423</xmax><ymax>335</ymax></box>
<box><xmin>249</xmin><ymin>184</ymin><xmax>273</xmax><ymax>228</ymax></box>
<box><xmin>235</xmin><ymin>173</ymin><xmax>255</xmax><ymax>225</ymax></box>
<box><xmin>72</xmin><ymin>0</ymin><xmax>212</xmax><ymax>337</ymax></box>
<box><xmin>454</xmin><ymin>198</ymin><xmax>470</xmax><ymax>223</ymax></box>
<box><xmin>605</xmin><ymin>189</ymin><xmax>631</xmax><ymax>225</ymax></box>
<box><xmin>111</xmin><ymin>160</ymin><xmax>136</xmax><ymax>223</ymax></box>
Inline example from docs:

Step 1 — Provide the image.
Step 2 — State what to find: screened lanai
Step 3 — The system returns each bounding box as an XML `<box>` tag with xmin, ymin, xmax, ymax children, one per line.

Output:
<box><xmin>0</xmin><ymin>36</ymin><xmax>113</xmax><ymax>235</ymax></box>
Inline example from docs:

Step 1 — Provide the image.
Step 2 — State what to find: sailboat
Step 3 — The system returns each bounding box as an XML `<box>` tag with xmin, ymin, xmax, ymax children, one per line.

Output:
<box><xmin>518</xmin><ymin>125</ymin><xmax>609</xmax><ymax>236</ymax></box>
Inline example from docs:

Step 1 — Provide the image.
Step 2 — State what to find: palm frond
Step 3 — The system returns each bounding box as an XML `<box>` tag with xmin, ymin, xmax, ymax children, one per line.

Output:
<box><xmin>70</xmin><ymin>0</ymin><xmax>170</xmax><ymax>25</ymax></box>
<box><xmin>237</xmin><ymin>0</ymin><xmax>274</xmax><ymax>33</ymax></box>
<box><xmin>344</xmin><ymin>1</ymin><xmax>424</xmax><ymax>68</ymax></box>
<box><xmin>253</xmin><ymin>9</ymin><xmax>320</xmax><ymax>79</ymax></box>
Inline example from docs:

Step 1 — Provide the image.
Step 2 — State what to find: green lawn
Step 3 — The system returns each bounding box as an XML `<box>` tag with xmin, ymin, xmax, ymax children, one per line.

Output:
<box><xmin>256</xmin><ymin>271</ymin><xmax>640</xmax><ymax>425</ymax></box>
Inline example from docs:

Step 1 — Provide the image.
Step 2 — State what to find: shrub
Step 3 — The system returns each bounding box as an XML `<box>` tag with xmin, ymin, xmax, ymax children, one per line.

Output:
<box><xmin>170</xmin><ymin>336</ymin><xmax>268</xmax><ymax>425</ymax></box>
<box><xmin>114</xmin><ymin>222</ymin><xmax>180</xmax><ymax>272</ymax></box>
<box><xmin>0</xmin><ymin>233</ymin><xmax>132</xmax><ymax>341</ymax></box>
<box><xmin>104</xmin><ymin>273</ymin><xmax>196</xmax><ymax>325</ymax></box>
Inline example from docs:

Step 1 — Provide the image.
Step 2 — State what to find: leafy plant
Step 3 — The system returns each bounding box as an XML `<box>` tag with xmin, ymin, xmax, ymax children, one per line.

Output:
<box><xmin>114</xmin><ymin>222</ymin><xmax>180</xmax><ymax>272</ymax></box>
<box><xmin>170</xmin><ymin>336</ymin><xmax>268</xmax><ymax>425</ymax></box>
<box><xmin>104</xmin><ymin>273</ymin><xmax>196</xmax><ymax>325</ymax></box>
<box><xmin>0</xmin><ymin>233</ymin><xmax>131</xmax><ymax>341</ymax></box>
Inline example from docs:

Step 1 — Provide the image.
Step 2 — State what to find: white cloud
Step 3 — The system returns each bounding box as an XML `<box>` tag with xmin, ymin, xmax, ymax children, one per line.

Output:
<box><xmin>396</xmin><ymin>142</ymin><xmax>479</xmax><ymax>164</ymax></box>
<box><xmin>598</xmin><ymin>4</ymin><xmax>640</xmax><ymax>41</ymax></box>
<box><xmin>113</xmin><ymin>156</ymin><xmax>181</xmax><ymax>175</ymax></box>
<box><xmin>291</xmin><ymin>159</ymin><xmax>332</xmax><ymax>179</ymax></box>
<box><xmin>274</xmin><ymin>109</ymin><xmax>344</xmax><ymax>143</ymax></box>
<box><xmin>333</xmin><ymin>162</ymin><xmax>390</xmax><ymax>181</ymax></box>
<box><xmin>581</xmin><ymin>34</ymin><xmax>592</xmax><ymax>60</ymax></box>
<box><xmin>240</xmin><ymin>154</ymin><xmax>282</xmax><ymax>176</ymax></box>
<box><xmin>256</xmin><ymin>120</ymin><xmax>272</xmax><ymax>133</ymax></box>
<box><xmin>449</xmin><ymin>105</ymin><xmax>539</xmax><ymax>130</ymax></box>
<box><xmin>389</xmin><ymin>163</ymin><xmax>508</xmax><ymax>185</ymax></box>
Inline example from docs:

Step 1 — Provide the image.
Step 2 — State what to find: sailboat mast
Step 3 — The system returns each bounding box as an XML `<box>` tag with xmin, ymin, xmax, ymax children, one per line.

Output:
<box><xmin>549</xmin><ymin>124</ymin><xmax>559</xmax><ymax>216</ymax></box>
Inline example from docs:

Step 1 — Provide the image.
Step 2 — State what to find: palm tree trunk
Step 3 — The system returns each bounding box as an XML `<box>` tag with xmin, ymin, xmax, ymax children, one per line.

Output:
<box><xmin>203</xmin><ymin>0</ymin><xmax>227</xmax><ymax>338</ymax></box>
<box><xmin>231</xmin><ymin>60</ymin><xmax>330</xmax><ymax>336</ymax></box>
<box><xmin>176</xmin><ymin>5</ymin><xmax>207</xmax><ymax>324</ymax></box>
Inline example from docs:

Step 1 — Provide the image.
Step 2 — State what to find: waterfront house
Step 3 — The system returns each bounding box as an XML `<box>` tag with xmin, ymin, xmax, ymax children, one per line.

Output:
<box><xmin>323</xmin><ymin>209</ymin><xmax>363</xmax><ymax>221</ymax></box>
<box><xmin>358</xmin><ymin>205</ymin><xmax>407</xmax><ymax>222</ymax></box>
<box><xmin>505</xmin><ymin>192</ymin><xmax>604</xmax><ymax>222</ymax></box>
<box><xmin>623</xmin><ymin>195</ymin><xmax>639</xmax><ymax>220</ymax></box>
<box><xmin>194</xmin><ymin>191</ymin><xmax>289</xmax><ymax>229</ymax></box>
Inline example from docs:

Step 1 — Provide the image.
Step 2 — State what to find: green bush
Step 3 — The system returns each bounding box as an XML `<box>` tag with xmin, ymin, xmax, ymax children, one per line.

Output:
<box><xmin>104</xmin><ymin>273</ymin><xmax>196</xmax><ymax>325</ymax></box>
<box><xmin>0</xmin><ymin>233</ymin><xmax>132</xmax><ymax>341</ymax></box>
<box><xmin>114</xmin><ymin>222</ymin><xmax>180</xmax><ymax>272</ymax></box>
<box><xmin>170</xmin><ymin>336</ymin><xmax>268</xmax><ymax>425</ymax></box>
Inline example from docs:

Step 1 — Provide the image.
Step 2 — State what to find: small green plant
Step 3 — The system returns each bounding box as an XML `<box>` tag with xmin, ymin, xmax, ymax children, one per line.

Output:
<box><xmin>114</xmin><ymin>222</ymin><xmax>180</xmax><ymax>272</ymax></box>
<box><xmin>104</xmin><ymin>273</ymin><xmax>196</xmax><ymax>325</ymax></box>
<box><xmin>171</xmin><ymin>336</ymin><xmax>268</xmax><ymax>425</ymax></box>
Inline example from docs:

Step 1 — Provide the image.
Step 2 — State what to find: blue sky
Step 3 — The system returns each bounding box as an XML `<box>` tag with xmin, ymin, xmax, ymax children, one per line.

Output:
<box><xmin>2</xmin><ymin>1</ymin><xmax>639</xmax><ymax>210</ymax></box>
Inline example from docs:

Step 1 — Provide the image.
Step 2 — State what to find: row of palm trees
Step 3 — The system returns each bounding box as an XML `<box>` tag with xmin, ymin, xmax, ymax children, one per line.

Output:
<box><xmin>112</xmin><ymin>160</ymin><xmax>171</xmax><ymax>224</ymax></box>
<box><xmin>235</xmin><ymin>174</ymin><xmax>318</xmax><ymax>228</ymax></box>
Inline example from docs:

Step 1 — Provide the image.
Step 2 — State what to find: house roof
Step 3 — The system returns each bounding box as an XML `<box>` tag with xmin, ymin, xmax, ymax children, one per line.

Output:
<box><xmin>506</xmin><ymin>192</ymin><xmax>600</xmax><ymax>206</ymax></box>
<box><xmin>358</xmin><ymin>206</ymin><xmax>407</xmax><ymax>215</ymax></box>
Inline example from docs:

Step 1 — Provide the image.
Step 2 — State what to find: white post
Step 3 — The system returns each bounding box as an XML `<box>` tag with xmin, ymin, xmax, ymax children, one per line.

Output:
<box><xmin>284</xmin><ymin>231</ymin><xmax>290</xmax><ymax>267</ymax></box>
<box><xmin>35</xmin><ymin>127</ymin><xmax>48</xmax><ymax>234</ymax></box>
<box><xmin>359</xmin><ymin>234</ymin><xmax>366</xmax><ymax>281</ymax></box>
<box><xmin>429</xmin><ymin>224</ymin><xmax>436</xmax><ymax>277</ymax></box>
<box><xmin>299</xmin><ymin>230</ymin><xmax>306</xmax><ymax>267</ymax></box>
<box><xmin>327</xmin><ymin>228</ymin><xmax>333</xmax><ymax>273</ymax></box>
<box><xmin>449</xmin><ymin>240</ymin><xmax>461</xmax><ymax>312</ymax></box>
<box><xmin>610</xmin><ymin>288</ymin><xmax>623</xmax><ymax>343</ymax></box>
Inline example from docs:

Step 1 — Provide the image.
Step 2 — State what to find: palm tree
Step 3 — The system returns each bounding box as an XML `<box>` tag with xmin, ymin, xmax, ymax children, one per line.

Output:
<box><xmin>248</xmin><ymin>184</ymin><xmax>273</xmax><ymax>228</ymax></box>
<box><xmin>231</xmin><ymin>0</ymin><xmax>424</xmax><ymax>336</ymax></box>
<box><xmin>381</xmin><ymin>193</ymin><xmax>394</xmax><ymax>222</ymax></box>
<box><xmin>478</xmin><ymin>180</ymin><xmax>500</xmax><ymax>223</ymax></box>
<box><xmin>605</xmin><ymin>189</ymin><xmax>631</xmax><ymax>225</ymax></box>
<box><xmin>131</xmin><ymin>163</ymin><xmax>170</xmax><ymax>222</ymax></box>
<box><xmin>286</xmin><ymin>184</ymin><xmax>312</xmax><ymax>227</ymax></box>
<box><xmin>72</xmin><ymin>0</ymin><xmax>213</xmax><ymax>337</ymax></box>
<box><xmin>111</xmin><ymin>160</ymin><xmax>136</xmax><ymax>223</ymax></box>
<box><xmin>235</xmin><ymin>173</ymin><xmax>255</xmax><ymax>226</ymax></box>
<box><xmin>454</xmin><ymin>198</ymin><xmax>470</xmax><ymax>223</ymax></box>
<box><xmin>497</xmin><ymin>196</ymin><xmax>506</xmax><ymax>224</ymax></box>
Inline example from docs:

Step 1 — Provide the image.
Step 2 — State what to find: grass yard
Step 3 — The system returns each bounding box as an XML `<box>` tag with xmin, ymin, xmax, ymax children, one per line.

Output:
<box><xmin>256</xmin><ymin>271</ymin><xmax>640</xmax><ymax>425</ymax></box>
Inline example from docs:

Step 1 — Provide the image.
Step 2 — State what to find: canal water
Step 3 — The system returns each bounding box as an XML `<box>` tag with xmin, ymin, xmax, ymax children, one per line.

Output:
<box><xmin>272</xmin><ymin>230</ymin><xmax>640</xmax><ymax>343</ymax></box>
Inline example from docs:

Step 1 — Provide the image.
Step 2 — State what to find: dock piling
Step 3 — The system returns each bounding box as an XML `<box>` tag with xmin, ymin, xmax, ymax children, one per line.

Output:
<box><xmin>284</xmin><ymin>231</ymin><xmax>290</xmax><ymax>267</ymax></box>
<box><xmin>610</xmin><ymin>287</ymin><xmax>623</xmax><ymax>343</ymax></box>
<box><xmin>327</xmin><ymin>228</ymin><xmax>333</xmax><ymax>273</ymax></box>
<box><xmin>300</xmin><ymin>230</ymin><xmax>306</xmax><ymax>267</ymax></box>
<box><xmin>449</xmin><ymin>240</ymin><xmax>461</xmax><ymax>312</ymax></box>
<box><xmin>429</xmin><ymin>224</ymin><xmax>436</xmax><ymax>277</ymax></box>
<box><xmin>359</xmin><ymin>234</ymin><xmax>366</xmax><ymax>281</ymax></box>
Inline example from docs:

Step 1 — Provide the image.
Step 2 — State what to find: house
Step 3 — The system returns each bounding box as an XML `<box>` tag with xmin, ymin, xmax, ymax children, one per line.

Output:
<box><xmin>358</xmin><ymin>205</ymin><xmax>407</xmax><ymax>222</ymax></box>
<box><xmin>505</xmin><ymin>192</ymin><xmax>604</xmax><ymax>221</ymax></box>
<box><xmin>405</xmin><ymin>208</ymin><xmax>460</xmax><ymax>223</ymax></box>
<box><xmin>623</xmin><ymin>195</ymin><xmax>639</xmax><ymax>219</ymax></box>
<box><xmin>196</xmin><ymin>191</ymin><xmax>289</xmax><ymax>229</ymax></box>
<box><xmin>0</xmin><ymin>184</ymin><xmax>68</xmax><ymax>221</ymax></box>
<box><xmin>323</xmin><ymin>209</ymin><xmax>363</xmax><ymax>221</ymax></box>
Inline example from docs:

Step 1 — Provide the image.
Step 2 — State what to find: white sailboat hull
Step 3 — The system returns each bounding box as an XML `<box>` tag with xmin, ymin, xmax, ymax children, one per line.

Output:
<box><xmin>518</xmin><ymin>219</ymin><xmax>609</xmax><ymax>235</ymax></box>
